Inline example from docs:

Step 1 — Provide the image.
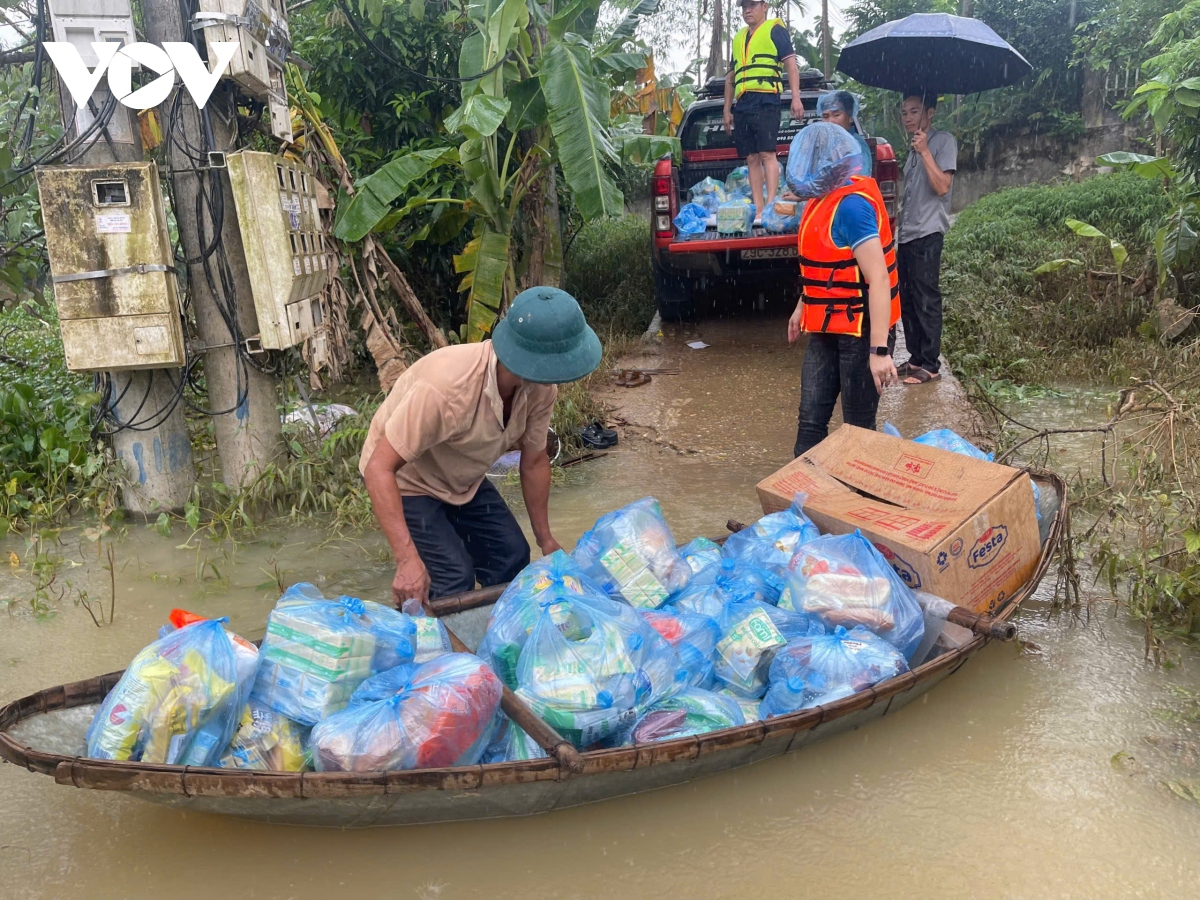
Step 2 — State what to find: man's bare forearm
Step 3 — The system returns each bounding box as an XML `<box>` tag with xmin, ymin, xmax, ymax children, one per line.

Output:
<box><xmin>519</xmin><ymin>451</ymin><xmax>555</xmax><ymax>548</ymax></box>
<box><xmin>364</xmin><ymin>452</ymin><xmax>418</xmax><ymax>563</ymax></box>
<box><xmin>919</xmin><ymin>150</ymin><xmax>953</xmax><ymax>196</ymax></box>
<box><xmin>785</xmin><ymin>56</ymin><xmax>800</xmax><ymax>97</ymax></box>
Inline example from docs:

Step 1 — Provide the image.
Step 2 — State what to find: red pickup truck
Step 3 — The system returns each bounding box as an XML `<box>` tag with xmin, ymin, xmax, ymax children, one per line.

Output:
<box><xmin>650</xmin><ymin>73</ymin><xmax>899</xmax><ymax>320</ymax></box>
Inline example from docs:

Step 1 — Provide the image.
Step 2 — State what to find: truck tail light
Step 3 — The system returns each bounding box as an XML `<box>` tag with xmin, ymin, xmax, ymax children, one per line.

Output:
<box><xmin>651</xmin><ymin>159</ymin><xmax>677</xmax><ymax>236</ymax></box>
<box><xmin>655</xmin><ymin>215</ymin><xmax>671</xmax><ymax>231</ymax></box>
<box><xmin>653</xmin><ymin>175</ymin><xmax>671</xmax><ymax>196</ymax></box>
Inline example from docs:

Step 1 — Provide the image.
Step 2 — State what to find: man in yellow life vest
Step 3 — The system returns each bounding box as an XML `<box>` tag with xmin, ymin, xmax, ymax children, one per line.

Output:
<box><xmin>785</xmin><ymin>122</ymin><xmax>900</xmax><ymax>456</ymax></box>
<box><xmin>723</xmin><ymin>0</ymin><xmax>804</xmax><ymax>224</ymax></box>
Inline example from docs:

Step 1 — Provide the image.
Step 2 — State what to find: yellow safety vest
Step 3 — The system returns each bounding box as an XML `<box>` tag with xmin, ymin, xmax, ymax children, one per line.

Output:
<box><xmin>733</xmin><ymin>19</ymin><xmax>785</xmax><ymax>99</ymax></box>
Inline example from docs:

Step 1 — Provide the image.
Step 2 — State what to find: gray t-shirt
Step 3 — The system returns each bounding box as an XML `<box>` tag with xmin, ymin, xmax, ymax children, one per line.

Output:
<box><xmin>898</xmin><ymin>127</ymin><xmax>957</xmax><ymax>243</ymax></box>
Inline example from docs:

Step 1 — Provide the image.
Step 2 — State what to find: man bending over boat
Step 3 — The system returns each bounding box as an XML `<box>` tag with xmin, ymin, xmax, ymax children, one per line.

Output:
<box><xmin>360</xmin><ymin>288</ymin><xmax>602</xmax><ymax>605</ymax></box>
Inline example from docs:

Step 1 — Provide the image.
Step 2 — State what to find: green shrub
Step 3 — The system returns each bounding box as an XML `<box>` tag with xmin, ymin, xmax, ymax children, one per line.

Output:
<box><xmin>564</xmin><ymin>214</ymin><xmax>656</xmax><ymax>338</ymax></box>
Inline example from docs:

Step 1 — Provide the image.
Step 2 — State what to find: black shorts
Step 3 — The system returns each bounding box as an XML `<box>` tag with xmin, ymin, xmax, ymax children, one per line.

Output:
<box><xmin>733</xmin><ymin>102</ymin><xmax>780</xmax><ymax>157</ymax></box>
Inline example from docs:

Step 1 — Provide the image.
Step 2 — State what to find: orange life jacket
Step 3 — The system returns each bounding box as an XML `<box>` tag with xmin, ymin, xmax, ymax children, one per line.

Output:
<box><xmin>797</xmin><ymin>176</ymin><xmax>900</xmax><ymax>337</ymax></box>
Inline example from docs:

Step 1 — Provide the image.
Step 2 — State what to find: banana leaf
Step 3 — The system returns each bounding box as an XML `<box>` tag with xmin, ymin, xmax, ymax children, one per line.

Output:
<box><xmin>333</xmin><ymin>147</ymin><xmax>456</xmax><ymax>242</ymax></box>
<box><xmin>445</xmin><ymin>94</ymin><xmax>511</xmax><ymax>139</ymax></box>
<box><xmin>540</xmin><ymin>40</ymin><xmax>623</xmax><ymax>220</ymax></box>
<box><xmin>460</xmin><ymin>230</ymin><xmax>512</xmax><ymax>342</ymax></box>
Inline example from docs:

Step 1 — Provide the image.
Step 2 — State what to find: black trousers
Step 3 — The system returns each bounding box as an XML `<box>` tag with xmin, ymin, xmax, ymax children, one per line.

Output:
<box><xmin>794</xmin><ymin>328</ymin><xmax>895</xmax><ymax>457</ymax></box>
<box><xmin>402</xmin><ymin>478</ymin><xmax>531</xmax><ymax>599</ymax></box>
<box><xmin>897</xmin><ymin>232</ymin><xmax>945</xmax><ymax>374</ymax></box>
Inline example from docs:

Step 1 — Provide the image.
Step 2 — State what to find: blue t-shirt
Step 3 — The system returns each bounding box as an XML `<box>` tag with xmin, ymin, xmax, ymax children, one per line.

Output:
<box><xmin>830</xmin><ymin>194</ymin><xmax>879</xmax><ymax>250</ymax></box>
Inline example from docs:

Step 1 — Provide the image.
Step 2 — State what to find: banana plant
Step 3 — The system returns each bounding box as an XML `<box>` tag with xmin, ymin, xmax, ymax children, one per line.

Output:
<box><xmin>333</xmin><ymin>0</ymin><xmax>677</xmax><ymax>342</ymax></box>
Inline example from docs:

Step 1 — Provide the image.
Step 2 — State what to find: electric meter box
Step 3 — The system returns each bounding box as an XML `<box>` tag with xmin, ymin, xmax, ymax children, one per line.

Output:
<box><xmin>226</xmin><ymin>151</ymin><xmax>328</xmax><ymax>350</ymax></box>
<box><xmin>196</xmin><ymin>0</ymin><xmax>293</xmax><ymax>141</ymax></box>
<box><xmin>36</xmin><ymin>162</ymin><xmax>186</xmax><ymax>372</ymax></box>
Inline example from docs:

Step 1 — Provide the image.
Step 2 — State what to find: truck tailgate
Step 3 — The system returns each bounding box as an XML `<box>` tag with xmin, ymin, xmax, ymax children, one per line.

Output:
<box><xmin>668</xmin><ymin>231</ymin><xmax>798</xmax><ymax>257</ymax></box>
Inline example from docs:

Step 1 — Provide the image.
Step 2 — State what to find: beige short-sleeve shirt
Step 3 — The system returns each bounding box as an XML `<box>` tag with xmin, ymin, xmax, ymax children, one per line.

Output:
<box><xmin>358</xmin><ymin>341</ymin><xmax>558</xmax><ymax>505</ymax></box>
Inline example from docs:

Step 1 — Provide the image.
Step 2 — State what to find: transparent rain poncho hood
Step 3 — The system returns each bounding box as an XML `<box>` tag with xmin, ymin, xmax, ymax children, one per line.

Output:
<box><xmin>784</xmin><ymin>121</ymin><xmax>864</xmax><ymax>199</ymax></box>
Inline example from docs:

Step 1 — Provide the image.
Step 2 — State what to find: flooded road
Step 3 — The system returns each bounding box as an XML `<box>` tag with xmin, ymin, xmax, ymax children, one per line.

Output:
<box><xmin>2</xmin><ymin>319</ymin><xmax>1200</xmax><ymax>898</ymax></box>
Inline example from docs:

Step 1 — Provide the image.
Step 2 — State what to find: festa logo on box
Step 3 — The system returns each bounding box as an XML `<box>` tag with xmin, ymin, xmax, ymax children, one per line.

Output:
<box><xmin>43</xmin><ymin>41</ymin><xmax>240</xmax><ymax>111</ymax></box>
<box><xmin>968</xmin><ymin>525</ymin><xmax>1008</xmax><ymax>569</ymax></box>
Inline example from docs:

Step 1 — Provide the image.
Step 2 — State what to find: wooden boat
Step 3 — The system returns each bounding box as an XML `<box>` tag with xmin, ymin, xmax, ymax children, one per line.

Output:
<box><xmin>0</xmin><ymin>475</ymin><xmax>1066</xmax><ymax>828</ymax></box>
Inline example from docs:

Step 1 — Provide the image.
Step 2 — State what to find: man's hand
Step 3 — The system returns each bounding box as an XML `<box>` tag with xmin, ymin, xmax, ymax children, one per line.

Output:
<box><xmin>790</xmin><ymin>98</ymin><xmax>804</xmax><ymax>123</ymax></box>
<box><xmin>392</xmin><ymin>554</ymin><xmax>431</xmax><ymax>608</ymax></box>
<box><xmin>787</xmin><ymin>303</ymin><xmax>804</xmax><ymax>344</ymax></box>
<box><xmin>724</xmin><ymin>108</ymin><xmax>734</xmax><ymax>135</ymax></box>
<box><xmin>911</xmin><ymin>128</ymin><xmax>928</xmax><ymax>156</ymax></box>
<box><xmin>539</xmin><ymin>536</ymin><xmax>563</xmax><ymax>555</ymax></box>
<box><xmin>869</xmin><ymin>353</ymin><xmax>899</xmax><ymax>395</ymax></box>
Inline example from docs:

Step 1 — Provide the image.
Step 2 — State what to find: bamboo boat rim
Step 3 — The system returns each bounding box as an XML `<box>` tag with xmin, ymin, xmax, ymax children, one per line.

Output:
<box><xmin>0</xmin><ymin>474</ymin><xmax>1067</xmax><ymax>798</ymax></box>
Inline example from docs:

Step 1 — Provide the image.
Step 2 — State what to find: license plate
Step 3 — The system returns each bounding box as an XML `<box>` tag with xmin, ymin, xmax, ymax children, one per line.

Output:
<box><xmin>740</xmin><ymin>246</ymin><xmax>797</xmax><ymax>260</ymax></box>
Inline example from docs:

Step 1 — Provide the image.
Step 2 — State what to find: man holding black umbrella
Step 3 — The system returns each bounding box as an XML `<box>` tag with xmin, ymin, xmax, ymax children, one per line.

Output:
<box><xmin>896</xmin><ymin>91</ymin><xmax>957</xmax><ymax>385</ymax></box>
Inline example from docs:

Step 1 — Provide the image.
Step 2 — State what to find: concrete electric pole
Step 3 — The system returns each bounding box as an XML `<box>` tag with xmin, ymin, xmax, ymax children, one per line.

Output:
<box><xmin>142</xmin><ymin>0</ymin><xmax>285</xmax><ymax>489</ymax></box>
<box><xmin>822</xmin><ymin>0</ymin><xmax>831</xmax><ymax>81</ymax></box>
<box><xmin>45</xmin><ymin>0</ymin><xmax>196</xmax><ymax>515</ymax></box>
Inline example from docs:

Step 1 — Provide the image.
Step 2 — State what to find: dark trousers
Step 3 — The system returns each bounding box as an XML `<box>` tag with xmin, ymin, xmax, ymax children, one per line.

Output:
<box><xmin>897</xmin><ymin>232</ymin><xmax>945</xmax><ymax>374</ymax></box>
<box><xmin>794</xmin><ymin>329</ymin><xmax>895</xmax><ymax>457</ymax></box>
<box><xmin>402</xmin><ymin>478</ymin><xmax>530</xmax><ymax>599</ymax></box>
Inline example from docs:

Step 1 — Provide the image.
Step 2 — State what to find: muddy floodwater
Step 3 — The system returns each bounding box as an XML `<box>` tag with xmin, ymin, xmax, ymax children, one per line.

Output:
<box><xmin>3</xmin><ymin>319</ymin><xmax>1200</xmax><ymax>899</ymax></box>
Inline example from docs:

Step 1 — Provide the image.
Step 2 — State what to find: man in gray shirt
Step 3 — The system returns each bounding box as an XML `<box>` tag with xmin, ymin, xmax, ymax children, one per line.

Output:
<box><xmin>897</xmin><ymin>91</ymin><xmax>956</xmax><ymax>384</ymax></box>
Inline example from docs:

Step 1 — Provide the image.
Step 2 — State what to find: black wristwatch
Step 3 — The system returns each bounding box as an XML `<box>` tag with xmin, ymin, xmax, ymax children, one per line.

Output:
<box><xmin>870</xmin><ymin>346</ymin><xmax>890</xmax><ymax>356</ymax></box>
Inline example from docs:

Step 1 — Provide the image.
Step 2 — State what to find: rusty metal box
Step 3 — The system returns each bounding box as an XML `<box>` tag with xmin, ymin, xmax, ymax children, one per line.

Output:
<box><xmin>36</xmin><ymin>162</ymin><xmax>186</xmax><ymax>371</ymax></box>
<box><xmin>226</xmin><ymin>151</ymin><xmax>328</xmax><ymax>350</ymax></box>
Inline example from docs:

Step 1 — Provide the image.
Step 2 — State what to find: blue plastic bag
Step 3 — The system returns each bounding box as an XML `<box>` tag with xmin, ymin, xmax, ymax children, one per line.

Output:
<box><xmin>669</xmin><ymin>557</ymin><xmax>781</xmax><ymax>618</ymax></box>
<box><xmin>722</xmin><ymin>494</ymin><xmax>821</xmax><ymax>591</ymax></box>
<box><xmin>688</xmin><ymin>177</ymin><xmax>728</xmax><ymax>213</ymax></box>
<box><xmin>478</xmin><ymin>550</ymin><xmax>615</xmax><ymax>688</ymax></box>
<box><xmin>716</xmin><ymin>687</ymin><xmax>763</xmax><ymax>723</ymax></box>
<box><xmin>785</xmin><ymin>122</ymin><xmax>863</xmax><ymax>199</ymax></box>
<box><xmin>711</xmin><ymin>598</ymin><xmax>823</xmax><ymax>698</ymax></box>
<box><xmin>251</xmin><ymin>585</ymin><xmax>379</xmax><ymax>726</ymax></box>
<box><xmin>360</xmin><ymin>599</ymin><xmax>451</xmax><ymax>670</ymax></box>
<box><xmin>716</xmin><ymin>196</ymin><xmax>754</xmax><ymax>234</ymax></box>
<box><xmin>641</xmin><ymin>608</ymin><xmax>721</xmax><ymax>689</ymax></box>
<box><xmin>679</xmin><ymin>536</ymin><xmax>722</xmax><ymax>574</ymax></box>
<box><xmin>759</xmin><ymin>626</ymin><xmax>909</xmax><ymax>718</ymax></box>
<box><xmin>779</xmin><ymin>531</ymin><xmax>925</xmax><ymax>661</ymax></box>
<box><xmin>87</xmin><ymin>618</ymin><xmax>251</xmax><ymax>766</ymax></box>
<box><xmin>482</xmin><ymin>714</ymin><xmax>549</xmax><ymax>763</ymax></box>
<box><xmin>673</xmin><ymin>202</ymin><xmax>710</xmax><ymax>236</ymax></box>
<box><xmin>347</xmin><ymin>663</ymin><xmax>421</xmax><ymax>706</ymax></box>
<box><xmin>218</xmin><ymin>698</ymin><xmax>310</xmax><ymax>771</ymax></box>
<box><xmin>631</xmin><ymin>688</ymin><xmax>745</xmax><ymax>742</ymax></box>
<box><xmin>761</xmin><ymin>199</ymin><xmax>801</xmax><ymax>233</ymax></box>
<box><xmin>311</xmin><ymin>653</ymin><xmax>503</xmax><ymax>772</ymax></box>
<box><xmin>514</xmin><ymin>593</ymin><xmax>687</xmax><ymax>748</ymax></box>
<box><xmin>572</xmin><ymin>498</ymin><xmax>694</xmax><ymax>609</ymax></box>
<box><xmin>724</xmin><ymin>166</ymin><xmax>751</xmax><ymax>197</ymax></box>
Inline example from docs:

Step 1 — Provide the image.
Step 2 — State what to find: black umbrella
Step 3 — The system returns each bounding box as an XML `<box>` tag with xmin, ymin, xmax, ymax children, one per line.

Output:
<box><xmin>836</xmin><ymin>13</ymin><xmax>1032</xmax><ymax>95</ymax></box>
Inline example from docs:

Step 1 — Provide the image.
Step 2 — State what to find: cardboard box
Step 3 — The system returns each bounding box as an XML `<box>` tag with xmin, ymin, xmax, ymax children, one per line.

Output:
<box><xmin>756</xmin><ymin>426</ymin><xmax>1040</xmax><ymax>614</ymax></box>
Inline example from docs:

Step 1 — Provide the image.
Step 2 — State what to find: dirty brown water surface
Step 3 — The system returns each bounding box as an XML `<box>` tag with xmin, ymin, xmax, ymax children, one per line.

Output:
<box><xmin>3</xmin><ymin>318</ymin><xmax>1200</xmax><ymax>899</ymax></box>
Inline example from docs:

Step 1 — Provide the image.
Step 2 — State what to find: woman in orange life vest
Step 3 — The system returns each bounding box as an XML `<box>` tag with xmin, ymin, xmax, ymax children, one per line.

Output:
<box><xmin>785</xmin><ymin>122</ymin><xmax>900</xmax><ymax>456</ymax></box>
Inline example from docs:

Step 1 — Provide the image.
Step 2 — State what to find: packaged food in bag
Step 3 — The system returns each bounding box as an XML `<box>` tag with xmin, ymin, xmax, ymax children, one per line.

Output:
<box><xmin>722</xmin><ymin>493</ymin><xmax>821</xmax><ymax>591</ymax></box>
<box><xmin>711</xmin><ymin>599</ymin><xmax>793</xmax><ymax>698</ymax></box>
<box><xmin>478</xmin><ymin>550</ymin><xmax>615</xmax><ymax>687</ymax></box>
<box><xmin>668</xmin><ymin>557</ymin><xmax>781</xmax><ymax>619</ymax></box>
<box><xmin>347</xmin><ymin>663</ymin><xmax>421</xmax><ymax>706</ymax></box>
<box><xmin>759</xmin><ymin>626</ymin><xmax>909</xmax><ymax>718</ymax></box>
<box><xmin>251</xmin><ymin>584</ymin><xmax>378</xmax><ymax>726</ymax></box>
<box><xmin>689</xmin><ymin>176</ymin><xmax>729</xmax><ymax>212</ymax></box>
<box><xmin>572</xmin><ymin>498</ymin><xmax>693</xmax><ymax>609</ymax></box>
<box><xmin>219</xmin><ymin>699</ymin><xmax>310</xmax><ymax>771</ymax></box>
<box><xmin>482</xmin><ymin>714</ymin><xmax>550</xmax><ymax>763</ymax></box>
<box><xmin>360</xmin><ymin>600</ymin><xmax>451</xmax><ymax>670</ymax></box>
<box><xmin>716</xmin><ymin>687</ymin><xmax>763</xmax><ymax>723</ymax></box>
<box><xmin>641</xmin><ymin>608</ymin><xmax>721</xmax><ymax>689</ymax></box>
<box><xmin>761</xmin><ymin>198</ymin><xmax>801</xmax><ymax>233</ymax></box>
<box><xmin>716</xmin><ymin>197</ymin><xmax>754</xmax><ymax>234</ymax></box>
<box><xmin>631</xmin><ymin>688</ymin><xmax>745</xmax><ymax>742</ymax></box>
<box><xmin>86</xmin><ymin>618</ymin><xmax>250</xmax><ymax>766</ymax></box>
<box><xmin>679</xmin><ymin>536</ymin><xmax>722</xmax><ymax>574</ymax></box>
<box><xmin>724</xmin><ymin>166</ymin><xmax>751</xmax><ymax>198</ymax></box>
<box><xmin>311</xmin><ymin>653</ymin><xmax>503</xmax><ymax>772</ymax></box>
<box><xmin>673</xmin><ymin>202</ymin><xmax>710</xmax><ymax>236</ymax></box>
<box><xmin>515</xmin><ymin>596</ymin><xmax>687</xmax><ymax>748</ymax></box>
<box><xmin>780</xmin><ymin>531</ymin><xmax>925</xmax><ymax>661</ymax></box>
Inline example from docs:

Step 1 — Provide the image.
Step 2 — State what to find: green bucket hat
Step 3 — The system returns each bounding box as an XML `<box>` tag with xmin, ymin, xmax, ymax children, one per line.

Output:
<box><xmin>491</xmin><ymin>287</ymin><xmax>603</xmax><ymax>385</ymax></box>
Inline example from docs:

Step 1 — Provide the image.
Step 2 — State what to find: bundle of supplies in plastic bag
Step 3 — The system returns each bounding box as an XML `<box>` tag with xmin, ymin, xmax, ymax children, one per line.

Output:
<box><xmin>722</xmin><ymin>494</ymin><xmax>821</xmax><ymax>590</ymax></box>
<box><xmin>311</xmin><ymin>653</ymin><xmax>503</xmax><ymax>772</ymax></box>
<box><xmin>360</xmin><ymin>599</ymin><xmax>451</xmax><ymax>668</ymax></box>
<box><xmin>641</xmin><ymin>608</ymin><xmax>721</xmax><ymax>688</ymax></box>
<box><xmin>758</xmin><ymin>626</ymin><xmax>909</xmax><ymax>718</ymax></box>
<box><xmin>785</xmin><ymin>121</ymin><xmax>863</xmax><ymax>199</ymax></box>
<box><xmin>478</xmin><ymin>550</ymin><xmax>614</xmax><ymax>687</ymax></box>
<box><xmin>482</xmin><ymin>715</ymin><xmax>549</xmax><ymax>763</ymax></box>
<box><xmin>631</xmin><ymin>688</ymin><xmax>745</xmax><ymax>743</ymax></box>
<box><xmin>761</xmin><ymin>198</ymin><xmax>801</xmax><ymax>233</ymax></box>
<box><xmin>669</xmin><ymin>557</ymin><xmax>780</xmax><ymax>619</ymax></box>
<box><xmin>251</xmin><ymin>585</ymin><xmax>378</xmax><ymax>725</ymax></box>
<box><xmin>673</xmin><ymin>202</ymin><xmax>710</xmax><ymax>236</ymax></box>
<box><xmin>724</xmin><ymin>166</ymin><xmax>750</xmax><ymax>198</ymax></box>
<box><xmin>716</xmin><ymin>687</ymin><xmax>762</xmax><ymax>723</ymax></box>
<box><xmin>688</xmin><ymin>176</ymin><xmax>728</xmax><ymax>213</ymax></box>
<box><xmin>514</xmin><ymin>593</ymin><xmax>687</xmax><ymax>748</ymax></box>
<box><xmin>86</xmin><ymin>618</ymin><xmax>251</xmax><ymax>766</ymax></box>
<box><xmin>779</xmin><ymin>531</ymin><xmax>924</xmax><ymax>660</ymax></box>
<box><xmin>218</xmin><ymin>699</ymin><xmax>309</xmax><ymax>771</ymax></box>
<box><xmin>572</xmin><ymin>498</ymin><xmax>693</xmax><ymax>609</ymax></box>
<box><xmin>712</xmin><ymin>598</ymin><xmax>825</xmax><ymax>698</ymax></box>
<box><xmin>679</xmin><ymin>536</ymin><xmax>722</xmax><ymax>574</ymax></box>
<box><xmin>716</xmin><ymin>196</ymin><xmax>754</xmax><ymax>234</ymax></box>
<box><xmin>158</xmin><ymin>608</ymin><xmax>260</xmax><ymax>687</ymax></box>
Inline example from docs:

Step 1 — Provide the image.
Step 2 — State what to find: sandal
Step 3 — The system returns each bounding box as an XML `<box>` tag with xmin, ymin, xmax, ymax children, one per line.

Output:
<box><xmin>902</xmin><ymin>367</ymin><xmax>941</xmax><ymax>385</ymax></box>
